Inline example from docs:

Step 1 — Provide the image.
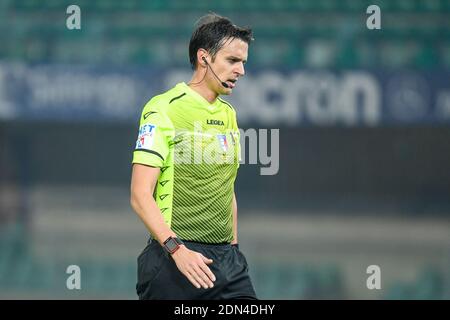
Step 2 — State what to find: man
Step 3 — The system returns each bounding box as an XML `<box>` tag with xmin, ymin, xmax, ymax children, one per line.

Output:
<box><xmin>130</xmin><ymin>13</ymin><xmax>257</xmax><ymax>299</ymax></box>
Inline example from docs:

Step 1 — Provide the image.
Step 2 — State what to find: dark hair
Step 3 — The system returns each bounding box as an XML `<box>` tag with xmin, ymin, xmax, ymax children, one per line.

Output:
<box><xmin>189</xmin><ymin>13</ymin><xmax>253</xmax><ymax>70</ymax></box>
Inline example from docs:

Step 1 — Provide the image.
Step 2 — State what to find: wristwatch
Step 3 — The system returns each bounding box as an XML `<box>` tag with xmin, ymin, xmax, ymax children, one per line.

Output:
<box><xmin>163</xmin><ymin>236</ymin><xmax>184</xmax><ymax>254</ymax></box>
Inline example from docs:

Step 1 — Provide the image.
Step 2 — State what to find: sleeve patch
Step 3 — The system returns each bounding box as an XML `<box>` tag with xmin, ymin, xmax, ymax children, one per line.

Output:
<box><xmin>135</xmin><ymin>124</ymin><xmax>157</xmax><ymax>150</ymax></box>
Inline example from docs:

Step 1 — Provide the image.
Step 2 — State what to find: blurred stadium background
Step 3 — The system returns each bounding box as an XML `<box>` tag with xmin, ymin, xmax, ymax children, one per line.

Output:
<box><xmin>1</xmin><ymin>0</ymin><xmax>449</xmax><ymax>299</ymax></box>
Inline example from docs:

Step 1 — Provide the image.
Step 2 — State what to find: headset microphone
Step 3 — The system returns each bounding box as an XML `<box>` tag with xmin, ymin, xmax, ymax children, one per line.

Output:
<box><xmin>202</xmin><ymin>57</ymin><xmax>230</xmax><ymax>88</ymax></box>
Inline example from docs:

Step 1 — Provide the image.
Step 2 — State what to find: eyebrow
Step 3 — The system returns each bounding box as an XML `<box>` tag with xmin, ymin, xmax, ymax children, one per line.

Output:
<box><xmin>227</xmin><ymin>56</ymin><xmax>247</xmax><ymax>63</ymax></box>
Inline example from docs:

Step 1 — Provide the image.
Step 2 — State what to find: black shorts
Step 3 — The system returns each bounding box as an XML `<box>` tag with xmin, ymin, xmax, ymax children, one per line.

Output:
<box><xmin>136</xmin><ymin>238</ymin><xmax>257</xmax><ymax>300</ymax></box>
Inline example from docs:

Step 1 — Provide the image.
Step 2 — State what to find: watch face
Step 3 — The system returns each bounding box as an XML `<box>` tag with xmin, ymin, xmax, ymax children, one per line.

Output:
<box><xmin>165</xmin><ymin>239</ymin><xmax>178</xmax><ymax>252</ymax></box>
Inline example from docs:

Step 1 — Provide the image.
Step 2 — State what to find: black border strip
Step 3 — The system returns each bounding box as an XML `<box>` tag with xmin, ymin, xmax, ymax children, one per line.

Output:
<box><xmin>134</xmin><ymin>149</ymin><xmax>164</xmax><ymax>161</ymax></box>
<box><xmin>169</xmin><ymin>93</ymin><xmax>186</xmax><ymax>104</ymax></box>
<box><xmin>218</xmin><ymin>97</ymin><xmax>233</xmax><ymax>110</ymax></box>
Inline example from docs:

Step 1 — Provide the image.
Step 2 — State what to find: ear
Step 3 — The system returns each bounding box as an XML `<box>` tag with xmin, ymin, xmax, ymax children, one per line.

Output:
<box><xmin>197</xmin><ymin>48</ymin><xmax>208</xmax><ymax>67</ymax></box>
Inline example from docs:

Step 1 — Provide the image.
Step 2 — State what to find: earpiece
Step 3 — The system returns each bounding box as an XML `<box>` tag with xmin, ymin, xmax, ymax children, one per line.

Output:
<box><xmin>201</xmin><ymin>56</ymin><xmax>230</xmax><ymax>89</ymax></box>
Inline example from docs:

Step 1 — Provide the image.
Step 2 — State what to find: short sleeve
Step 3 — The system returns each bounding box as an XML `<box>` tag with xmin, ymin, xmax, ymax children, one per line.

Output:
<box><xmin>132</xmin><ymin>107</ymin><xmax>173</xmax><ymax>168</ymax></box>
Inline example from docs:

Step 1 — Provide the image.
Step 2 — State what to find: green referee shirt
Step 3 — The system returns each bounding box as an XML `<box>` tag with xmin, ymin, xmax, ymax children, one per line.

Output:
<box><xmin>132</xmin><ymin>82</ymin><xmax>241</xmax><ymax>243</ymax></box>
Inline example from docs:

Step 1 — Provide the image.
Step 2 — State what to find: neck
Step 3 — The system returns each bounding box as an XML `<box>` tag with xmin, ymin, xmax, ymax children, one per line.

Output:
<box><xmin>188</xmin><ymin>71</ymin><xmax>218</xmax><ymax>104</ymax></box>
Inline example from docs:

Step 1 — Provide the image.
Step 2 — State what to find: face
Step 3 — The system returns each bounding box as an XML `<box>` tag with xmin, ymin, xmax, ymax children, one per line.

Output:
<box><xmin>205</xmin><ymin>38</ymin><xmax>248</xmax><ymax>95</ymax></box>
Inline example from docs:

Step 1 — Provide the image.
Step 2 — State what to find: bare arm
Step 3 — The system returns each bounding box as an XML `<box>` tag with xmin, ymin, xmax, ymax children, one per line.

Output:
<box><xmin>231</xmin><ymin>192</ymin><xmax>238</xmax><ymax>245</ymax></box>
<box><xmin>130</xmin><ymin>164</ymin><xmax>175</xmax><ymax>244</ymax></box>
<box><xmin>130</xmin><ymin>163</ymin><xmax>216</xmax><ymax>289</ymax></box>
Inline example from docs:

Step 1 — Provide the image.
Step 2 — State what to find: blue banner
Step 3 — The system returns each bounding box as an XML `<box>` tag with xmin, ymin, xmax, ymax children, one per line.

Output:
<box><xmin>1</xmin><ymin>63</ymin><xmax>450</xmax><ymax>126</ymax></box>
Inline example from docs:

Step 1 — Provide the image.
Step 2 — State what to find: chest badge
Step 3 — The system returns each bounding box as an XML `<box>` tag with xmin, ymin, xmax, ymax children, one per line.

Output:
<box><xmin>217</xmin><ymin>134</ymin><xmax>228</xmax><ymax>152</ymax></box>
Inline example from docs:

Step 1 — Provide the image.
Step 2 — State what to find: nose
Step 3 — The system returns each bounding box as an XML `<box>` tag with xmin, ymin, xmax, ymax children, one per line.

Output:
<box><xmin>235</xmin><ymin>62</ymin><xmax>245</xmax><ymax>77</ymax></box>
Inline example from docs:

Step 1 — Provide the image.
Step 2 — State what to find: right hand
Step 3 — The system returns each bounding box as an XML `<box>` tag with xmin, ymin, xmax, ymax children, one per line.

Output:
<box><xmin>171</xmin><ymin>245</ymin><xmax>216</xmax><ymax>289</ymax></box>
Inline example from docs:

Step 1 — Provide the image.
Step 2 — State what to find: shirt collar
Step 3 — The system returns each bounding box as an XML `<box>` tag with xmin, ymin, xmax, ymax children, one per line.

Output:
<box><xmin>178</xmin><ymin>82</ymin><xmax>221</xmax><ymax>109</ymax></box>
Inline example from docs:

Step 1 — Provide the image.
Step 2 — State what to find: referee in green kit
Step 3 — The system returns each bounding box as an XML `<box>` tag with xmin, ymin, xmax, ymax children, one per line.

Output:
<box><xmin>130</xmin><ymin>13</ymin><xmax>257</xmax><ymax>299</ymax></box>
